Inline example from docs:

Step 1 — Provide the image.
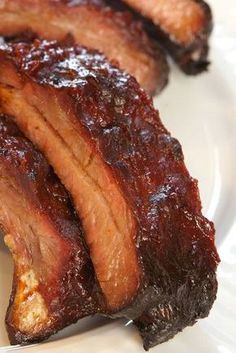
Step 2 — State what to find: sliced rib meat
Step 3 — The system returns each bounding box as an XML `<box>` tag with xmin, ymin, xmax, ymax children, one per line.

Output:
<box><xmin>117</xmin><ymin>0</ymin><xmax>212</xmax><ymax>74</ymax></box>
<box><xmin>0</xmin><ymin>114</ymin><xmax>98</xmax><ymax>344</ymax></box>
<box><xmin>0</xmin><ymin>40</ymin><xmax>219</xmax><ymax>349</ymax></box>
<box><xmin>0</xmin><ymin>0</ymin><xmax>169</xmax><ymax>95</ymax></box>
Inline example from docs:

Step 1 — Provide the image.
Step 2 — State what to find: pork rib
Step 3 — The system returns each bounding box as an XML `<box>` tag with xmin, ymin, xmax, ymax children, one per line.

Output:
<box><xmin>117</xmin><ymin>0</ymin><xmax>212</xmax><ymax>74</ymax></box>
<box><xmin>0</xmin><ymin>114</ymin><xmax>98</xmax><ymax>344</ymax></box>
<box><xmin>0</xmin><ymin>0</ymin><xmax>169</xmax><ymax>95</ymax></box>
<box><xmin>0</xmin><ymin>40</ymin><xmax>219</xmax><ymax>349</ymax></box>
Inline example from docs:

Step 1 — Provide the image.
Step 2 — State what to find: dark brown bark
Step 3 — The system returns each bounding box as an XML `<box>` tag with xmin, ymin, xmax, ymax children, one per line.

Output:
<box><xmin>0</xmin><ymin>40</ymin><xmax>219</xmax><ymax>349</ymax></box>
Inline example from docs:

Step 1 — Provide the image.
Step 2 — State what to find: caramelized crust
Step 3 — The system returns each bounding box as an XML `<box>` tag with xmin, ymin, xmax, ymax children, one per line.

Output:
<box><xmin>0</xmin><ymin>0</ymin><xmax>169</xmax><ymax>94</ymax></box>
<box><xmin>117</xmin><ymin>0</ymin><xmax>212</xmax><ymax>74</ymax></box>
<box><xmin>0</xmin><ymin>44</ymin><xmax>141</xmax><ymax>312</ymax></box>
<box><xmin>0</xmin><ymin>41</ymin><xmax>219</xmax><ymax>348</ymax></box>
<box><xmin>121</xmin><ymin>0</ymin><xmax>209</xmax><ymax>45</ymax></box>
<box><xmin>0</xmin><ymin>114</ymin><xmax>97</xmax><ymax>344</ymax></box>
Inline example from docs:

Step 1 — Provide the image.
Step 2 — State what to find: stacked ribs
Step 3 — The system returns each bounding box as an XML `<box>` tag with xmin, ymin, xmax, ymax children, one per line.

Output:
<box><xmin>0</xmin><ymin>0</ymin><xmax>169</xmax><ymax>95</ymax></box>
<box><xmin>0</xmin><ymin>0</ymin><xmax>213</xmax><ymax>95</ymax></box>
<box><xmin>0</xmin><ymin>114</ymin><xmax>98</xmax><ymax>344</ymax></box>
<box><xmin>110</xmin><ymin>0</ymin><xmax>213</xmax><ymax>74</ymax></box>
<box><xmin>0</xmin><ymin>0</ymin><xmax>219</xmax><ymax>350</ymax></box>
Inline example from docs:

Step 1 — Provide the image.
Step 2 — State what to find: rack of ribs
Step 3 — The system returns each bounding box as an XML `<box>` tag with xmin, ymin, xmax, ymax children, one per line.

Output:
<box><xmin>0</xmin><ymin>0</ymin><xmax>169</xmax><ymax>95</ymax></box>
<box><xmin>0</xmin><ymin>114</ymin><xmax>99</xmax><ymax>344</ymax></box>
<box><xmin>0</xmin><ymin>40</ymin><xmax>219</xmax><ymax>349</ymax></box>
<box><xmin>116</xmin><ymin>0</ymin><xmax>212</xmax><ymax>74</ymax></box>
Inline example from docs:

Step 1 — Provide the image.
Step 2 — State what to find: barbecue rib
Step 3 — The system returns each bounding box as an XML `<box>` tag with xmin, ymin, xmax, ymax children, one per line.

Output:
<box><xmin>0</xmin><ymin>0</ymin><xmax>169</xmax><ymax>95</ymax></box>
<box><xmin>0</xmin><ymin>40</ymin><xmax>219</xmax><ymax>349</ymax></box>
<box><xmin>0</xmin><ymin>114</ymin><xmax>98</xmax><ymax>344</ymax></box>
<box><xmin>117</xmin><ymin>0</ymin><xmax>212</xmax><ymax>74</ymax></box>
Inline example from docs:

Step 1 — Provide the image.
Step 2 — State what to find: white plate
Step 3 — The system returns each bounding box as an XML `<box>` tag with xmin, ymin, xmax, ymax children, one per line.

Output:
<box><xmin>0</xmin><ymin>0</ymin><xmax>236</xmax><ymax>352</ymax></box>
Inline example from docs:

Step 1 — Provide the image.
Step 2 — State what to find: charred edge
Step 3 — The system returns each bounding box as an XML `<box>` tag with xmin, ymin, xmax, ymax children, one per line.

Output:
<box><xmin>0</xmin><ymin>0</ymin><xmax>169</xmax><ymax>95</ymax></box>
<box><xmin>108</xmin><ymin>0</ymin><xmax>212</xmax><ymax>75</ymax></box>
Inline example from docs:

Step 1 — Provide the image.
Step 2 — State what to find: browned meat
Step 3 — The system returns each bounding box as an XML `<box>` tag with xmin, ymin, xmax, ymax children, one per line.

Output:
<box><xmin>0</xmin><ymin>114</ymin><xmax>98</xmax><ymax>344</ymax></box>
<box><xmin>0</xmin><ymin>0</ymin><xmax>169</xmax><ymax>95</ymax></box>
<box><xmin>0</xmin><ymin>40</ymin><xmax>219</xmax><ymax>349</ymax></box>
<box><xmin>116</xmin><ymin>0</ymin><xmax>212</xmax><ymax>74</ymax></box>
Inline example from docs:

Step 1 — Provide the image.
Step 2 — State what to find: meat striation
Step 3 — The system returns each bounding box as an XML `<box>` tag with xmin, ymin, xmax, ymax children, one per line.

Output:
<box><xmin>0</xmin><ymin>114</ymin><xmax>98</xmax><ymax>344</ymax></box>
<box><xmin>0</xmin><ymin>0</ymin><xmax>169</xmax><ymax>95</ymax></box>
<box><xmin>0</xmin><ymin>40</ymin><xmax>219</xmax><ymax>349</ymax></box>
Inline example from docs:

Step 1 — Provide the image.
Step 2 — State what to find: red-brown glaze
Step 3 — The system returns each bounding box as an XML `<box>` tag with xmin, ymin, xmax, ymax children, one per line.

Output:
<box><xmin>0</xmin><ymin>41</ymin><xmax>219</xmax><ymax>349</ymax></box>
<box><xmin>0</xmin><ymin>0</ymin><xmax>169</xmax><ymax>94</ymax></box>
<box><xmin>0</xmin><ymin>114</ymin><xmax>98</xmax><ymax>344</ymax></box>
<box><xmin>110</xmin><ymin>0</ymin><xmax>212</xmax><ymax>74</ymax></box>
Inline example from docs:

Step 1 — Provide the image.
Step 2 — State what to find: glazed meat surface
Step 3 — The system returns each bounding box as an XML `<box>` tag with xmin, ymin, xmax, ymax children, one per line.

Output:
<box><xmin>0</xmin><ymin>0</ymin><xmax>169</xmax><ymax>95</ymax></box>
<box><xmin>118</xmin><ymin>0</ymin><xmax>212</xmax><ymax>74</ymax></box>
<box><xmin>0</xmin><ymin>114</ymin><xmax>97</xmax><ymax>344</ymax></box>
<box><xmin>0</xmin><ymin>40</ymin><xmax>219</xmax><ymax>349</ymax></box>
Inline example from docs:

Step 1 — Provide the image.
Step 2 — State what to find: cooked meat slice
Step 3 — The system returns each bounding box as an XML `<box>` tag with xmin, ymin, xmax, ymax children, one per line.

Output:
<box><xmin>117</xmin><ymin>0</ymin><xmax>212</xmax><ymax>74</ymax></box>
<box><xmin>0</xmin><ymin>40</ymin><xmax>219</xmax><ymax>348</ymax></box>
<box><xmin>0</xmin><ymin>114</ymin><xmax>97</xmax><ymax>344</ymax></box>
<box><xmin>0</xmin><ymin>0</ymin><xmax>169</xmax><ymax>95</ymax></box>
<box><xmin>0</xmin><ymin>44</ymin><xmax>140</xmax><ymax>312</ymax></box>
